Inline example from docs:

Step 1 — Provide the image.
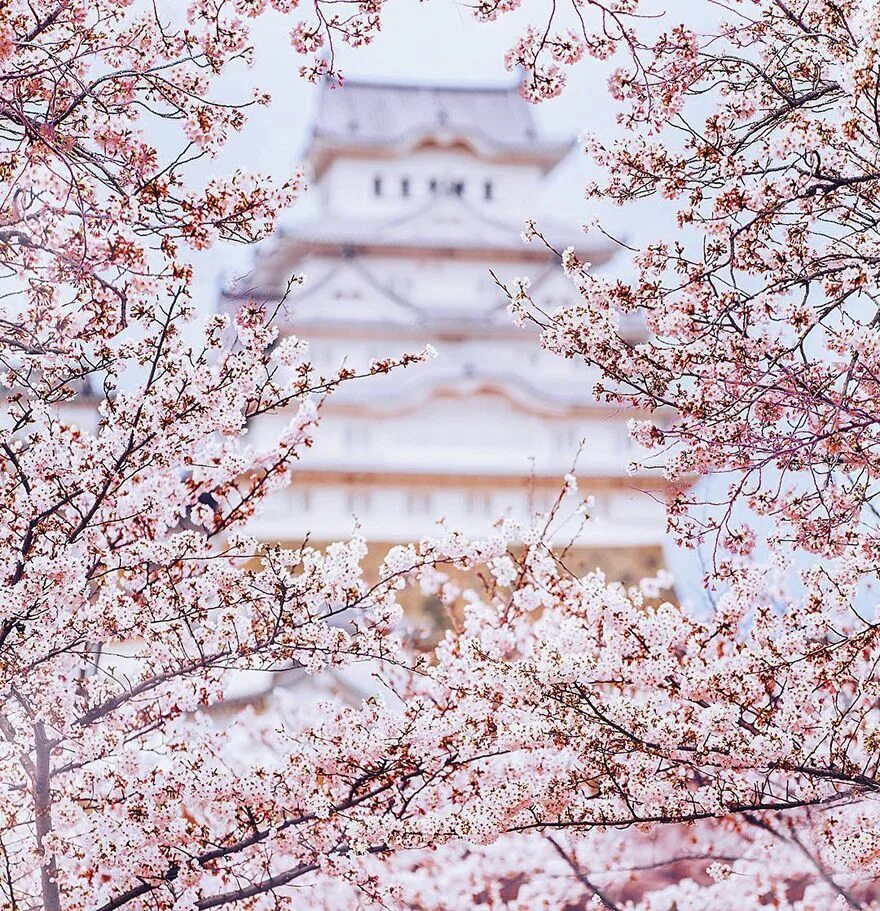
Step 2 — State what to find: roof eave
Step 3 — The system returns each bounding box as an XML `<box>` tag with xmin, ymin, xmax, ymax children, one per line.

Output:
<box><xmin>307</xmin><ymin>135</ymin><xmax>572</xmax><ymax>178</ymax></box>
<box><xmin>259</xmin><ymin>236</ymin><xmax>613</xmax><ymax>265</ymax></box>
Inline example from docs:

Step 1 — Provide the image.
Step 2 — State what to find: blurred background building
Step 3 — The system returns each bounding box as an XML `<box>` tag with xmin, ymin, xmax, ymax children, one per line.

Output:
<box><xmin>222</xmin><ymin>79</ymin><xmax>667</xmax><ymax>588</ymax></box>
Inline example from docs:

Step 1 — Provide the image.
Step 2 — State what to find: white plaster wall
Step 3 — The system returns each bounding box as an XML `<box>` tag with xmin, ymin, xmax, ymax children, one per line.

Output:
<box><xmin>320</xmin><ymin>150</ymin><xmax>544</xmax><ymax>220</ymax></box>
<box><xmin>251</xmin><ymin>481</ymin><xmax>665</xmax><ymax>547</ymax></box>
<box><xmin>251</xmin><ymin>398</ymin><xmax>645</xmax><ymax>478</ymax></box>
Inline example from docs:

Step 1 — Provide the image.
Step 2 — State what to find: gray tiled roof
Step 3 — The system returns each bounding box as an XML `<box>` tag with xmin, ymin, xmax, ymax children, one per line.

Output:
<box><xmin>311</xmin><ymin>79</ymin><xmax>566</xmax><ymax>155</ymax></box>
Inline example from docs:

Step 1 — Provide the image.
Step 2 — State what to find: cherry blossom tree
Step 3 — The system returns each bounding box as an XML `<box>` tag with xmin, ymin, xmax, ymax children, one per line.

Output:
<box><xmin>492</xmin><ymin>0</ymin><xmax>880</xmax><ymax>905</ymax></box>
<box><xmin>496</xmin><ymin>0</ymin><xmax>880</xmax><ymax>565</ymax></box>
<box><xmin>6</xmin><ymin>0</ymin><xmax>880</xmax><ymax>909</ymax></box>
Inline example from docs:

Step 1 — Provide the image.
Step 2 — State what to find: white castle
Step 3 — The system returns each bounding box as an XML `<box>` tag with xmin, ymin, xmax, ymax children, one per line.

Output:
<box><xmin>222</xmin><ymin>80</ymin><xmax>666</xmax><ymax>584</ymax></box>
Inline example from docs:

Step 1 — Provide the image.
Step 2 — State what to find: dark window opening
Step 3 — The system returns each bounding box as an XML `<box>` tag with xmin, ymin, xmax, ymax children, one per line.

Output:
<box><xmin>484</xmin><ymin>180</ymin><xmax>493</xmax><ymax>201</ymax></box>
<box><xmin>401</xmin><ymin>178</ymin><xmax>410</xmax><ymax>197</ymax></box>
<box><xmin>373</xmin><ymin>176</ymin><xmax>382</xmax><ymax>196</ymax></box>
<box><xmin>427</xmin><ymin>179</ymin><xmax>465</xmax><ymax>197</ymax></box>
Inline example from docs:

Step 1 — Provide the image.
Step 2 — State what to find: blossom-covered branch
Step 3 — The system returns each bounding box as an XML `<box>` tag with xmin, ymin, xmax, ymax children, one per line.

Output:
<box><xmin>0</xmin><ymin>0</ymin><xmax>386</xmax><ymax>337</ymax></box>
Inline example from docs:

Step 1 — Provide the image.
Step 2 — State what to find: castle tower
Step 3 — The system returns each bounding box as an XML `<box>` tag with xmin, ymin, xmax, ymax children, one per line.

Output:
<box><xmin>222</xmin><ymin>80</ymin><xmax>666</xmax><ymax>585</ymax></box>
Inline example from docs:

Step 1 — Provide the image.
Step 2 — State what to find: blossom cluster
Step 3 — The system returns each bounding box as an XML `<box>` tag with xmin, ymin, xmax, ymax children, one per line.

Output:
<box><xmin>472</xmin><ymin>0</ymin><xmax>638</xmax><ymax>102</ymax></box>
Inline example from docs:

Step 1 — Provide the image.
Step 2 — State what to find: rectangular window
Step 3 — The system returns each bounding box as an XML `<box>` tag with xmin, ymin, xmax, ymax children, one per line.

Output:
<box><xmin>466</xmin><ymin>492</ymin><xmax>492</xmax><ymax>513</ymax></box>
<box><xmin>345</xmin><ymin>489</ymin><xmax>372</xmax><ymax>512</ymax></box>
<box><xmin>405</xmin><ymin>492</ymin><xmax>432</xmax><ymax>514</ymax></box>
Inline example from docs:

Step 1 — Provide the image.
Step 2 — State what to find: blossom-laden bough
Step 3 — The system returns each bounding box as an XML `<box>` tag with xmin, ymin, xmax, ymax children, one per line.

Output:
<box><xmin>504</xmin><ymin>1</ymin><xmax>880</xmax><ymax>572</ymax></box>
<box><xmin>5</xmin><ymin>0</ymin><xmax>880</xmax><ymax>909</ymax></box>
<box><xmin>0</xmin><ymin>0</ymin><xmax>384</xmax><ymax>341</ymax></box>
